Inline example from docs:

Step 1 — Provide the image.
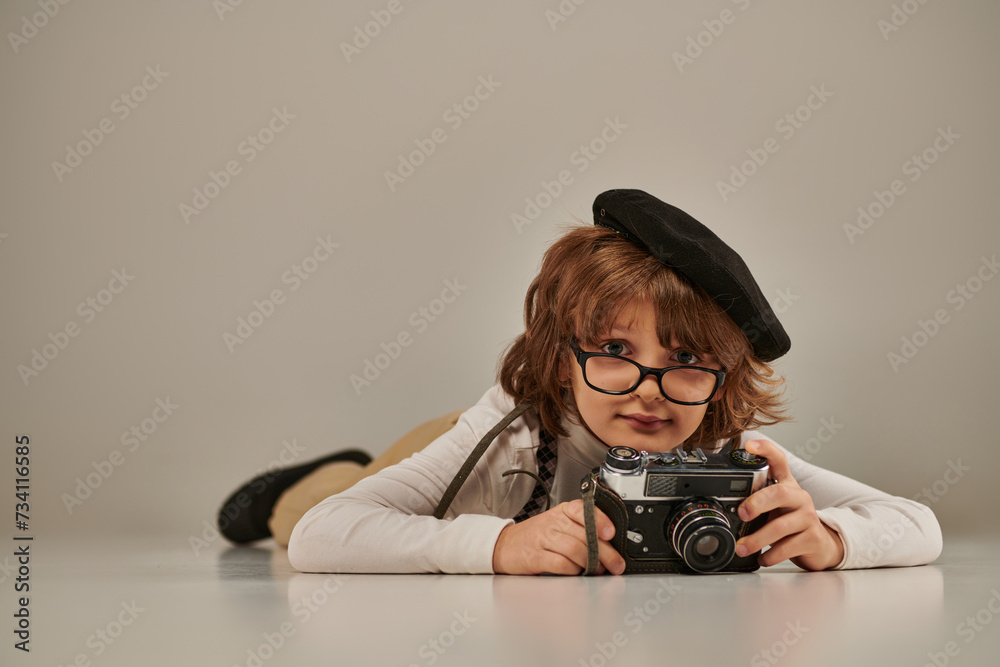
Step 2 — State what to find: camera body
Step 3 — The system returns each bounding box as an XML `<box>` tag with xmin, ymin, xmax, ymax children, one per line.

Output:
<box><xmin>590</xmin><ymin>444</ymin><xmax>771</xmax><ymax>574</ymax></box>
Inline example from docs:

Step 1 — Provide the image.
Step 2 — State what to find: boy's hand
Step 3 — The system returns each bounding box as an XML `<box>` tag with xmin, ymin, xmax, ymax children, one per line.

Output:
<box><xmin>735</xmin><ymin>439</ymin><xmax>845</xmax><ymax>571</ymax></box>
<box><xmin>492</xmin><ymin>500</ymin><xmax>626</xmax><ymax>575</ymax></box>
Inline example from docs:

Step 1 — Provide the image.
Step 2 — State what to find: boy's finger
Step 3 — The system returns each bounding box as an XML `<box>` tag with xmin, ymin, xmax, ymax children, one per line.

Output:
<box><xmin>598</xmin><ymin>541</ymin><xmax>626</xmax><ymax>575</ymax></box>
<box><xmin>745</xmin><ymin>439</ymin><xmax>791</xmax><ymax>482</ymax></box>
<box><xmin>739</xmin><ymin>474</ymin><xmax>803</xmax><ymax>523</ymax></box>
<box><xmin>563</xmin><ymin>503</ymin><xmax>624</xmax><ymax>574</ymax></box>
<box><xmin>562</xmin><ymin>500</ymin><xmax>617</xmax><ymax>541</ymax></box>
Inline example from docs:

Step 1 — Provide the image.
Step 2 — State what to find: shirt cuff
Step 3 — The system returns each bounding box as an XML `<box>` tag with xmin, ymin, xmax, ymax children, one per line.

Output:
<box><xmin>429</xmin><ymin>514</ymin><xmax>514</xmax><ymax>574</ymax></box>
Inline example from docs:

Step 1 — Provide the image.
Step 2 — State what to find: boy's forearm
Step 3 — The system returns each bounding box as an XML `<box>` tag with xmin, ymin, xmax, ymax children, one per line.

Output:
<box><xmin>289</xmin><ymin>490</ymin><xmax>513</xmax><ymax>573</ymax></box>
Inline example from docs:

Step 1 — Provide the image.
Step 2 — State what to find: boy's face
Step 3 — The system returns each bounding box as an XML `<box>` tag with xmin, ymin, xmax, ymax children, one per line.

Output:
<box><xmin>568</xmin><ymin>300</ymin><xmax>722</xmax><ymax>453</ymax></box>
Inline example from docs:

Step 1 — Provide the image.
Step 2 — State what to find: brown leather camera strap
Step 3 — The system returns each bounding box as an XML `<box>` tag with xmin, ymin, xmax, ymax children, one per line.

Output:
<box><xmin>580</xmin><ymin>471</ymin><xmax>600</xmax><ymax>576</ymax></box>
<box><xmin>433</xmin><ymin>402</ymin><xmax>531</xmax><ymax>520</ymax></box>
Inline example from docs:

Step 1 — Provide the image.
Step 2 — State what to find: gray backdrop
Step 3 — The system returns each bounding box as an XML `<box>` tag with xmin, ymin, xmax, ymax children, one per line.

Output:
<box><xmin>2</xmin><ymin>0</ymin><xmax>997</xmax><ymax>546</ymax></box>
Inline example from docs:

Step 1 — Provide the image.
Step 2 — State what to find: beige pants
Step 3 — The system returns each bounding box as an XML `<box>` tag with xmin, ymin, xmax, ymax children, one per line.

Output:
<box><xmin>268</xmin><ymin>409</ymin><xmax>464</xmax><ymax>547</ymax></box>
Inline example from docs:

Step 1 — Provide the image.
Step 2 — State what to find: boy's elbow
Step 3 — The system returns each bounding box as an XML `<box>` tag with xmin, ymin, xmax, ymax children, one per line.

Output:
<box><xmin>905</xmin><ymin>499</ymin><xmax>943</xmax><ymax>566</ymax></box>
<box><xmin>286</xmin><ymin>523</ymin><xmax>314</xmax><ymax>572</ymax></box>
<box><xmin>286</xmin><ymin>510</ymin><xmax>336</xmax><ymax>573</ymax></box>
<box><xmin>919</xmin><ymin>504</ymin><xmax>944</xmax><ymax>564</ymax></box>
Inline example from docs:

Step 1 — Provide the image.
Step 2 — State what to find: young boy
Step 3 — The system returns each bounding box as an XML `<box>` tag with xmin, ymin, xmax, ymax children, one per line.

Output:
<box><xmin>220</xmin><ymin>189</ymin><xmax>943</xmax><ymax>575</ymax></box>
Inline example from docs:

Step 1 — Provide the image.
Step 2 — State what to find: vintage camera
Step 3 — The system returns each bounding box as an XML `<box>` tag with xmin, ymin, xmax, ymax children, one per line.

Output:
<box><xmin>590</xmin><ymin>445</ymin><xmax>771</xmax><ymax>574</ymax></box>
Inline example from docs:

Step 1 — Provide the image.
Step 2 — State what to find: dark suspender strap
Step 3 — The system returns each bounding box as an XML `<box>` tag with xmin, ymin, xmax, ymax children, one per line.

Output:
<box><xmin>581</xmin><ymin>471</ymin><xmax>600</xmax><ymax>576</ymax></box>
<box><xmin>433</xmin><ymin>402</ymin><xmax>531</xmax><ymax>520</ymax></box>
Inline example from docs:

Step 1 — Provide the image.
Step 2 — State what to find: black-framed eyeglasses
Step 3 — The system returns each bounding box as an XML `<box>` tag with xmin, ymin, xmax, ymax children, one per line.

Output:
<box><xmin>569</xmin><ymin>339</ymin><xmax>726</xmax><ymax>406</ymax></box>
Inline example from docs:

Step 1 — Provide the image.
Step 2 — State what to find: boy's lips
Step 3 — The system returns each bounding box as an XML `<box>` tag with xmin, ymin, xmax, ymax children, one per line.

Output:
<box><xmin>619</xmin><ymin>413</ymin><xmax>671</xmax><ymax>429</ymax></box>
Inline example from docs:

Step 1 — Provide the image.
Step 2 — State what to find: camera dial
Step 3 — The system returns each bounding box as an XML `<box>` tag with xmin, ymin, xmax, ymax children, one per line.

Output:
<box><xmin>605</xmin><ymin>446</ymin><xmax>642</xmax><ymax>472</ymax></box>
<box><xmin>730</xmin><ymin>448</ymin><xmax>767</xmax><ymax>469</ymax></box>
<box><xmin>647</xmin><ymin>452</ymin><xmax>679</xmax><ymax>466</ymax></box>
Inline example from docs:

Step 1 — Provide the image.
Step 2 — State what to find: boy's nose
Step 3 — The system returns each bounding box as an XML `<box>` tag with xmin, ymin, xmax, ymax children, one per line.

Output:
<box><xmin>632</xmin><ymin>373</ymin><xmax>664</xmax><ymax>401</ymax></box>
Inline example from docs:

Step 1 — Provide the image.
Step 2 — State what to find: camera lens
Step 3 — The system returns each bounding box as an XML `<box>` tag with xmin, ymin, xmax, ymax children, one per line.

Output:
<box><xmin>694</xmin><ymin>534</ymin><xmax>720</xmax><ymax>556</ymax></box>
<box><xmin>667</xmin><ymin>499</ymin><xmax>736</xmax><ymax>573</ymax></box>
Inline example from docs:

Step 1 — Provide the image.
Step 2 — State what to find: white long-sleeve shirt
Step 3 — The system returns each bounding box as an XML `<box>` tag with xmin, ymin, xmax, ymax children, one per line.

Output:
<box><xmin>288</xmin><ymin>385</ymin><xmax>942</xmax><ymax>573</ymax></box>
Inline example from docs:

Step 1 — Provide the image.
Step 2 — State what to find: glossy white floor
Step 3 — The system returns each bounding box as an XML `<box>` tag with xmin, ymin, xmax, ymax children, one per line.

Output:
<box><xmin>10</xmin><ymin>533</ymin><xmax>1000</xmax><ymax>667</ymax></box>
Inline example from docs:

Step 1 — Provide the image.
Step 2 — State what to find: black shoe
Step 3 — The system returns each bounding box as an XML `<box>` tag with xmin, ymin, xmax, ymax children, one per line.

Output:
<box><xmin>217</xmin><ymin>449</ymin><xmax>372</xmax><ymax>544</ymax></box>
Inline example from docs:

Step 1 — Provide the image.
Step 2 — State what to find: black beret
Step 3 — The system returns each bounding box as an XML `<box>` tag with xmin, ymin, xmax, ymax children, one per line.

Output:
<box><xmin>593</xmin><ymin>189</ymin><xmax>790</xmax><ymax>362</ymax></box>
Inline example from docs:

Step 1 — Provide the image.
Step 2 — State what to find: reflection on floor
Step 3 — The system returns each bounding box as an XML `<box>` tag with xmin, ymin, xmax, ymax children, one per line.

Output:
<box><xmin>12</xmin><ymin>534</ymin><xmax>1000</xmax><ymax>666</ymax></box>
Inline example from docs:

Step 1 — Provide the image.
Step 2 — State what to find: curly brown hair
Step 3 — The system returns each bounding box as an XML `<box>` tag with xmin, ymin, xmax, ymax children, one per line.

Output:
<box><xmin>498</xmin><ymin>225</ymin><xmax>788</xmax><ymax>444</ymax></box>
